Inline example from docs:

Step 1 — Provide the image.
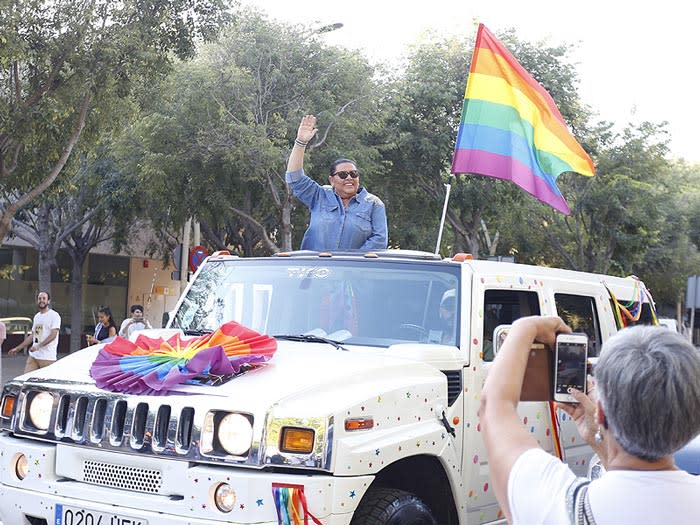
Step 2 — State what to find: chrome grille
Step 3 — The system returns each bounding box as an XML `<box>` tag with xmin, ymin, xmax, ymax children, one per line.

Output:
<box><xmin>83</xmin><ymin>459</ymin><xmax>162</xmax><ymax>493</ymax></box>
<box><xmin>11</xmin><ymin>386</ymin><xmax>257</xmax><ymax>466</ymax></box>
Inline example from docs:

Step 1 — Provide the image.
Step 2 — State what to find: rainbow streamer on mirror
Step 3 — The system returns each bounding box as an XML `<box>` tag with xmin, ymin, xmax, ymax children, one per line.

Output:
<box><xmin>272</xmin><ymin>483</ymin><xmax>322</xmax><ymax>525</ymax></box>
<box><xmin>90</xmin><ymin>321</ymin><xmax>277</xmax><ymax>395</ymax></box>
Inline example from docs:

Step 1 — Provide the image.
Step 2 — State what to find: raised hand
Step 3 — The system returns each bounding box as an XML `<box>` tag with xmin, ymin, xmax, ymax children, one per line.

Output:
<box><xmin>297</xmin><ymin>114</ymin><xmax>318</xmax><ymax>144</ymax></box>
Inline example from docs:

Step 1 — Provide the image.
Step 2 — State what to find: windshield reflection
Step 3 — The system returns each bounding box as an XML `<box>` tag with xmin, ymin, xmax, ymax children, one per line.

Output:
<box><xmin>171</xmin><ymin>260</ymin><xmax>460</xmax><ymax>348</ymax></box>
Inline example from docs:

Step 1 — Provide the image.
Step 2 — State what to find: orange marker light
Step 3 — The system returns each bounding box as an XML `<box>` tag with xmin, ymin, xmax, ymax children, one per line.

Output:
<box><xmin>345</xmin><ymin>417</ymin><xmax>374</xmax><ymax>431</ymax></box>
<box><xmin>280</xmin><ymin>427</ymin><xmax>315</xmax><ymax>454</ymax></box>
<box><xmin>1</xmin><ymin>395</ymin><xmax>16</xmax><ymax>418</ymax></box>
<box><xmin>452</xmin><ymin>416</ymin><xmax>461</xmax><ymax>426</ymax></box>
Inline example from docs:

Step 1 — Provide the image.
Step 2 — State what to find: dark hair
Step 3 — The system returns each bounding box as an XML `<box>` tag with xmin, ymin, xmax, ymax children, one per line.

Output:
<box><xmin>97</xmin><ymin>306</ymin><xmax>116</xmax><ymax>328</ymax></box>
<box><xmin>329</xmin><ymin>158</ymin><xmax>357</xmax><ymax>177</ymax></box>
<box><xmin>38</xmin><ymin>290</ymin><xmax>50</xmax><ymax>301</ymax></box>
<box><xmin>130</xmin><ymin>304</ymin><xmax>144</xmax><ymax>314</ymax></box>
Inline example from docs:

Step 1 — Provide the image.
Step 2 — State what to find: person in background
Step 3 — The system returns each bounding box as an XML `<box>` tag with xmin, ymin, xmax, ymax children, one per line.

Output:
<box><xmin>479</xmin><ymin>316</ymin><xmax>700</xmax><ymax>524</ymax></box>
<box><xmin>119</xmin><ymin>304</ymin><xmax>152</xmax><ymax>338</ymax></box>
<box><xmin>0</xmin><ymin>319</ymin><xmax>5</xmax><ymax>352</ymax></box>
<box><xmin>285</xmin><ymin>114</ymin><xmax>388</xmax><ymax>251</ymax></box>
<box><xmin>86</xmin><ymin>306</ymin><xmax>117</xmax><ymax>345</ymax></box>
<box><xmin>8</xmin><ymin>291</ymin><xmax>61</xmax><ymax>372</ymax></box>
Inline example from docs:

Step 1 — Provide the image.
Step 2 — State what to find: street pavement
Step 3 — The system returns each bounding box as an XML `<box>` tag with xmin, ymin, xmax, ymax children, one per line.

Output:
<box><xmin>1</xmin><ymin>352</ymin><xmax>28</xmax><ymax>388</ymax></box>
<box><xmin>0</xmin><ymin>351</ymin><xmax>72</xmax><ymax>388</ymax></box>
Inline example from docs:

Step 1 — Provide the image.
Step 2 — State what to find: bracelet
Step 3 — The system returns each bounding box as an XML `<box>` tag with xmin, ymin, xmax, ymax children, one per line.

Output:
<box><xmin>294</xmin><ymin>139</ymin><xmax>308</xmax><ymax>148</ymax></box>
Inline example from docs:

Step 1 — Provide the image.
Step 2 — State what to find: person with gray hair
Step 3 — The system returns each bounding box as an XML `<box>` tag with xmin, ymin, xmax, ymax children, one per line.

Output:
<box><xmin>479</xmin><ymin>316</ymin><xmax>700</xmax><ymax>524</ymax></box>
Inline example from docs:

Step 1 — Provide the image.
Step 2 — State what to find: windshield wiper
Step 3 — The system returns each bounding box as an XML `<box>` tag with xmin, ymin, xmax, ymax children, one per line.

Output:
<box><xmin>183</xmin><ymin>328</ymin><xmax>214</xmax><ymax>336</ymax></box>
<box><xmin>273</xmin><ymin>334</ymin><xmax>348</xmax><ymax>351</ymax></box>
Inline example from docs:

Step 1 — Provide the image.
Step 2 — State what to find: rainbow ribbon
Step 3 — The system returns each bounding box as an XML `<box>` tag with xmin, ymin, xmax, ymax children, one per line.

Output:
<box><xmin>272</xmin><ymin>484</ymin><xmax>322</xmax><ymax>525</ymax></box>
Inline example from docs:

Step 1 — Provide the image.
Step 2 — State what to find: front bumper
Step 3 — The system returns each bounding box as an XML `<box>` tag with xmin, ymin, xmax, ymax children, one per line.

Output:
<box><xmin>0</xmin><ymin>433</ymin><xmax>370</xmax><ymax>525</ymax></box>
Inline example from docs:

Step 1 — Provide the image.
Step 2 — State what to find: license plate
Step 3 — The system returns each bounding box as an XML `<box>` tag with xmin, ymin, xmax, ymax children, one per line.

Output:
<box><xmin>55</xmin><ymin>504</ymin><xmax>148</xmax><ymax>525</ymax></box>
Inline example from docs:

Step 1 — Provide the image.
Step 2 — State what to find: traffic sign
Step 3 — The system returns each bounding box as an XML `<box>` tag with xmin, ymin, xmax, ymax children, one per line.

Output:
<box><xmin>189</xmin><ymin>245</ymin><xmax>209</xmax><ymax>272</ymax></box>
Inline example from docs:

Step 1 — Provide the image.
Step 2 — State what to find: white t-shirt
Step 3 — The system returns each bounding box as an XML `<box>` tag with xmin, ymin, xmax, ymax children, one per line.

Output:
<box><xmin>509</xmin><ymin>448</ymin><xmax>700</xmax><ymax>524</ymax></box>
<box><xmin>29</xmin><ymin>309</ymin><xmax>61</xmax><ymax>360</ymax></box>
<box><xmin>119</xmin><ymin>318</ymin><xmax>151</xmax><ymax>339</ymax></box>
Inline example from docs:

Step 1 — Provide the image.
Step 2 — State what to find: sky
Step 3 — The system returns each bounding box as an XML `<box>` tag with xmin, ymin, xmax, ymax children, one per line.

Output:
<box><xmin>242</xmin><ymin>0</ymin><xmax>698</xmax><ymax>162</ymax></box>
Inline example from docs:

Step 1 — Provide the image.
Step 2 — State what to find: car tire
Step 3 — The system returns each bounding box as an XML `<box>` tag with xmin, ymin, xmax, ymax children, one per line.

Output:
<box><xmin>350</xmin><ymin>487</ymin><xmax>438</xmax><ymax>525</ymax></box>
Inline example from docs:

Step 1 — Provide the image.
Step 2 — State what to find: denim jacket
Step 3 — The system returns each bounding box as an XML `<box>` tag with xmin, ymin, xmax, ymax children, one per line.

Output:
<box><xmin>286</xmin><ymin>169</ymin><xmax>388</xmax><ymax>251</ymax></box>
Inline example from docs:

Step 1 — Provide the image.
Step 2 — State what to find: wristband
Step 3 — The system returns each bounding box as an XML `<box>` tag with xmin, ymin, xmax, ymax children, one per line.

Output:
<box><xmin>294</xmin><ymin>139</ymin><xmax>308</xmax><ymax>148</ymax></box>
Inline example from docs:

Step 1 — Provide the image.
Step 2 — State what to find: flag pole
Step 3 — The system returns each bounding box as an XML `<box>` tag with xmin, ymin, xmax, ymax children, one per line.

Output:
<box><xmin>435</xmin><ymin>183</ymin><xmax>451</xmax><ymax>255</ymax></box>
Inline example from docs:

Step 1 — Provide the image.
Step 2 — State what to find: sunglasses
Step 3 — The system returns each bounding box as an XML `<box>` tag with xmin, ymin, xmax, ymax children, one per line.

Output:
<box><xmin>333</xmin><ymin>170</ymin><xmax>359</xmax><ymax>179</ymax></box>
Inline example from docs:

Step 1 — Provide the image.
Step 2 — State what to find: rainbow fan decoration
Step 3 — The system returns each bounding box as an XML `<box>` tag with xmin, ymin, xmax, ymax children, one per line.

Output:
<box><xmin>90</xmin><ymin>321</ymin><xmax>277</xmax><ymax>395</ymax></box>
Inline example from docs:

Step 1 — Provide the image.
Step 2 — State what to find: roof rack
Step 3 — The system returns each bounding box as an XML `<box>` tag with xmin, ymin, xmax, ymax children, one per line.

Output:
<box><xmin>272</xmin><ymin>249</ymin><xmax>442</xmax><ymax>261</ymax></box>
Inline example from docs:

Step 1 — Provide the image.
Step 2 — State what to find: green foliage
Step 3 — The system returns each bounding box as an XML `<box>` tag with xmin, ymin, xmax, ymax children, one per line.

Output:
<box><xmin>0</xmin><ymin>0</ymin><xmax>230</xmax><ymax>236</ymax></box>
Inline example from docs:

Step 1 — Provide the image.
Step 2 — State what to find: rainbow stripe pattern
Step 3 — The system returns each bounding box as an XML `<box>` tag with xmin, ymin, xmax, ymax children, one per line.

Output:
<box><xmin>90</xmin><ymin>321</ymin><xmax>277</xmax><ymax>395</ymax></box>
<box><xmin>272</xmin><ymin>484</ymin><xmax>322</xmax><ymax>525</ymax></box>
<box><xmin>451</xmin><ymin>23</ymin><xmax>595</xmax><ymax>215</ymax></box>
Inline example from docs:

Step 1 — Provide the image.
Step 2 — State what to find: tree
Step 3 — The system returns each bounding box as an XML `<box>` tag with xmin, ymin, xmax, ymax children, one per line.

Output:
<box><xmin>0</xmin><ymin>0</ymin><xmax>229</xmax><ymax>242</ymax></box>
<box><xmin>518</xmin><ymin>121</ymin><xmax>673</xmax><ymax>275</ymax></box>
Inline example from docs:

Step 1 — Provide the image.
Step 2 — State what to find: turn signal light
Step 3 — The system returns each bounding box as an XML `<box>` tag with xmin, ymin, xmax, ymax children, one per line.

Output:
<box><xmin>280</xmin><ymin>427</ymin><xmax>315</xmax><ymax>454</ymax></box>
<box><xmin>1</xmin><ymin>395</ymin><xmax>16</xmax><ymax>418</ymax></box>
<box><xmin>345</xmin><ymin>417</ymin><xmax>374</xmax><ymax>431</ymax></box>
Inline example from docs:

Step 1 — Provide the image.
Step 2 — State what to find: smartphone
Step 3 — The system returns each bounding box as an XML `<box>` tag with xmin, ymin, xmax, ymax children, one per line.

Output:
<box><xmin>554</xmin><ymin>333</ymin><xmax>588</xmax><ymax>403</ymax></box>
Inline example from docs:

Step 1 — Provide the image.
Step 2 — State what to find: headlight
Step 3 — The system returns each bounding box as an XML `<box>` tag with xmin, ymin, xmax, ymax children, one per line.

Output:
<box><xmin>28</xmin><ymin>391</ymin><xmax>53</xmax><ymax>430</ymax></box>
<box><xmin>217</xmin><ymin>413</ymin><xmax>253</xmax><ymax>456</ymax></box>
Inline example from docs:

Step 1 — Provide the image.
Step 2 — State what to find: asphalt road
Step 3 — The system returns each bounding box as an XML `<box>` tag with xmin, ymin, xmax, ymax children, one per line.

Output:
<box><xmin>0</xmin><ymin>352</ymin><xmax>26</xmax><ymax>388</ymax></box>
<box><xmin>0</xmin><ymin>351</ymin><xmax>71</xmax><ymax>388</ymax></box>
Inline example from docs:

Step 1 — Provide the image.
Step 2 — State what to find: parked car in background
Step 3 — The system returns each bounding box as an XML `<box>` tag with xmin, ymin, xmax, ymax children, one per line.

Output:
<box><xmin>0</xmin><ymin>317</ymin><xmax>32</xmax><ymax>337</ymax></box>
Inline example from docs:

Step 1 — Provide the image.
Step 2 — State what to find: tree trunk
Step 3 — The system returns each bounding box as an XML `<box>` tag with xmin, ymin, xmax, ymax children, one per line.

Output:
<box><xmin>37</xmin><ymin>206</ymin><xmax>53</xmax><ymax>295</ymax></box>
<box><xmin>69</xmin><ymin>252</ymin><xmax>86</xmax><ymax>353</ymax></box>
<box><xmin>280</xmin><ymin>200</ymin><xmax>292</xmax><ymax>252</ymax></box>
<box><xmin>0</xmin><ymin>93</ymin><xmax>91</xmax><ymax>243</ymax></box>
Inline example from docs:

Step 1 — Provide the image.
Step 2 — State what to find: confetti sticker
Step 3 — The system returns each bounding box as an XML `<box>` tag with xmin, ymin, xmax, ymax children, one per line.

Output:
<box><xmin>518</xmin><ymin>276</ymin><xmax>524</xmax><ymax>284</ymax></box>
<box><xmin>483</xmin><ymin>482</ymin><xmax>489</xmax><ymax>492</ymax></box>
<box><xmin>473</xmin><ymin>338</ymin><xmax>479</xmax><ymax>345</ymax></box>
<box><xmin>473</xmin><ymin>454</ymin><xmax>479</xmax><ymax>464</ymax></box>
<box><xmin>523</xmin><ymin>416</ymin><xmax>528</xmax><ymax>425</ymax></box>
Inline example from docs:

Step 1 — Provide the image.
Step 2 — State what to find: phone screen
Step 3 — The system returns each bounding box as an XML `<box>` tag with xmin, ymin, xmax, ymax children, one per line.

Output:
<box><xmin>555</xmin><ymin>340</ymin><xmax>588</xmax><ymax>395</ymax></box>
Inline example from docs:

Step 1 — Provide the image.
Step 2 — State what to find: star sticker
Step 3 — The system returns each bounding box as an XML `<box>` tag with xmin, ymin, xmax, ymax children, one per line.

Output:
<box><xmin>240</xmin><ymin>503</ymin><xmax>245</xmax><ymax>509</ymax></box>
<box><xmin>349</xmin><ymin>490</ymin><xmax>356</xmax><ymax>499</ymax></box>
<box><xmin>35</xmin><ymin>459</ymin><xmax>40</xmax><ymax>466</ymax></box>
<box><xmin>256</xmin><ymin>499</ymin><xmax>264</xmax><ymax>507</ymax></box>
<box><xmin>375</xmin><ymin>449</ymin><xmax>380</xmax><ymax>456</ymax></box>
<box><xmin>406</xmin><ymin>392</ymin><xmax>411</xmax><ymax>398</ymax></box>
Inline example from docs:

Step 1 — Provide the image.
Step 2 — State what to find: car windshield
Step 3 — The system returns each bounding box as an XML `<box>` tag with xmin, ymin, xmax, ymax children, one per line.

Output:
<box><xmin>170</xmin><ymin>259</ymin><xmax>461</xmax><ymax>348</ymax></box>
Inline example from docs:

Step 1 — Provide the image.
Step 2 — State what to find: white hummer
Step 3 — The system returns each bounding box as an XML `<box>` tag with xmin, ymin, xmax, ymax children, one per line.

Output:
<box><xmin>0</xmin><ymin>250</ymin><xmax>657</xmax><ymax>525</ymax></box>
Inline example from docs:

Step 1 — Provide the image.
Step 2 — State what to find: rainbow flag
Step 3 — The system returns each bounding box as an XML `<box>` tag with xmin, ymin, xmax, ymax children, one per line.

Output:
<box><xmin>451</xmin><ymin>24</ymin><xmax>595</xmax><ymax>215</ymax></box>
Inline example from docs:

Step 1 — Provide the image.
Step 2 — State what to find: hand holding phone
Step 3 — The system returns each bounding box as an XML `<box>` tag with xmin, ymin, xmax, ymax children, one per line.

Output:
<box><xmin>554</xmin><ymin>333</ymin><xmax>589</xmax><ymax>403</ymax></box>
